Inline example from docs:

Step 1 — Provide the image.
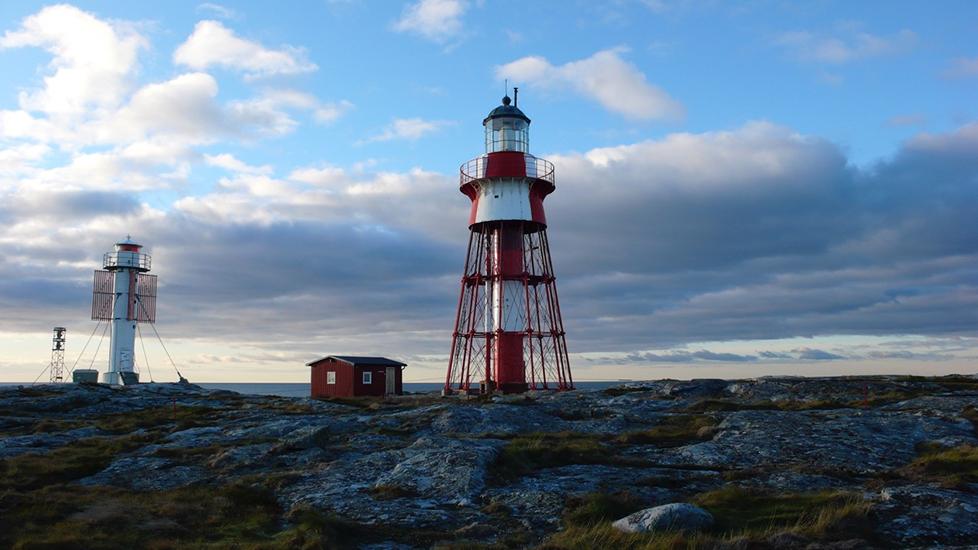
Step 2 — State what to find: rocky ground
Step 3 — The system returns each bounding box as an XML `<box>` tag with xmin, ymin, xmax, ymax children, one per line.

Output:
<box><xmin>0</xmin><ymin>375</ymin><xmax>976</xmax><ymax>549</ymax></box>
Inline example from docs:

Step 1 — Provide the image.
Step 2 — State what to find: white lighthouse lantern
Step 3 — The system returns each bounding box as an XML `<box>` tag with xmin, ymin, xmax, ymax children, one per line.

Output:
<box><xmin>484</xmin><ymin>92</ymin><xmax>530</xmax><ymax>153</ymax></box>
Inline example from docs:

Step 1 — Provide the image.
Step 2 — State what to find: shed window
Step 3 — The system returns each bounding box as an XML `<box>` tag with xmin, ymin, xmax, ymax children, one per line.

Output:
<box><xmin>362</xmin><ymin>371</ymin><xmax>372</xmax><ymax>384</ymax></box>
<box><xmin>327</xmin><ymin>371</ymin><xmax>336</xmax><ymax>385</ymax></box>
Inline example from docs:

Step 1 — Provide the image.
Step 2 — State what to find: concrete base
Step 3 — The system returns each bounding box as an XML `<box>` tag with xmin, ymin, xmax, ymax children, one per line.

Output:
<box><xmin>102</xmin><ymin>371</ymin><xmax>139</xmax><ymax>385</ymax></box>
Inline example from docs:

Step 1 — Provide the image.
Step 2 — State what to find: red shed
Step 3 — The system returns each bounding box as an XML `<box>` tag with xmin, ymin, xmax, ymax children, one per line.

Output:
<box><xmin>307</xmin><ymin>355</ymin><xmax>406</xmax><ymax>398</ymax></box>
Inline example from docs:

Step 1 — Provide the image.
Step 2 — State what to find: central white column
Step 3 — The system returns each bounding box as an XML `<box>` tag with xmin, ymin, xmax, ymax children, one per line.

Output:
<box><xmin>104</xmin><ymin>268</ymin><xmax>136</xmax><ymax>384</ymax></box>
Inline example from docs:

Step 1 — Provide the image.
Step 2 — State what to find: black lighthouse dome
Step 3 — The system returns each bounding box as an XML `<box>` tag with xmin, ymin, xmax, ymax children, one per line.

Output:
<box><xmin>483</xmin><ymin>94</ymin><xmax>531</xmax><ymax>125</ymax></box>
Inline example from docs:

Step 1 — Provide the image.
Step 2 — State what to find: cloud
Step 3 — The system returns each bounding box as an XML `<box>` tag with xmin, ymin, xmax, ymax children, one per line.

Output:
<box><xmin>496</xmin><ymin>48</ymin><xmax>684</xmax><ymax>121</ymax></box>
<box><xmin>364</xmin><ymin>117</ymin><xmax>452</xmax><ymax>142</ymax></box>
<box><xmin>886</xmin><ymin>114</ymin><xmax>927</xmax><ymax>128</ymax></box>
<box><xmin>775</xmin><ymin>28</ymin><xmax>916</xmax><ymax>64</ymax></box>
<box><xmin>204</xmin><ymin>153</ymin><xmax>272</xmax><ymax>175</ymax></box>
<box><xmin>196</xmin><ymin>3</ymin><xmax>239</xmax><ymax>20</ymax></box>
<box><xmin>691</xmin><ymin>350</ymin><xmax>757</xmax><ymax>362</ymax></box>
<box><xmin>943</xmin><ymin>57</ymin><xmax>978</xmax><ymax>78</ymax></box>
<box><xmin>0</xmin><ymin>4</ymin><xmax>146</xmax><ymax>116</ymax></box>
<box><xmin>245</xmin><ymin>89</ymin><xmax>353</xmax><ymax>125</ymax></box>
<box><xmin>541</xmin><ymin>120</ymin><xmax>978</xmax><ymax>351</ymax></box>
<box><xmin>0</xmin><ymin>143</ymin><xmax>50</xmax><ymax>175</ymax></box>
<box><xmin>866</xmin><ymin>350</ymin><xmax>953</xmax><ymax>361</ymax></box>
<box><xmin>392</xmin><ymin>0</ymin><xmax>467</xmax><ymax>43</ymax></box>
<box><xmin>105</xmin><ymin>72</ymin><xmax>229</xmax><ymax>143</ymax></box>
<box><xmin>795</xmin><ymin>348</ymin><xmax>846</xmax><ymax>361</ymax></box>
<box><xmin>173</xmin><ymin>20</ymin><xmax>317</xmax><ymax>78</ymax></box>
<box><xmin>8</xmin><ymin>117</ymin><xmax>973</xmax><ymax>366</ymax></box>
<box><xmin>288</xmin><ymin>165</ymin><xmax>346</xmax><ymax>186</ymax></box>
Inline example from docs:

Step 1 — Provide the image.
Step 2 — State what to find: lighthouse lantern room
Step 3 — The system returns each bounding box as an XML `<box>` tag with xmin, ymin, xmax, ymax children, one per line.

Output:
<box><xmin>91</xmin><ymin>237</ymin><xmax>157</xmax><ymax>385</ymax></box>
<box><xmin>445</xmin><ymin>91</ymin><xmax>573</xmax><ymax>394</ymax></box>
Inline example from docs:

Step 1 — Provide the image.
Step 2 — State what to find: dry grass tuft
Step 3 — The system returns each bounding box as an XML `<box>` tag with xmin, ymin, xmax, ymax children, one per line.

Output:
<box><xmin>616</xmin><ymin>415</ymin><xmax>718</xmax><ymax>447</ymax></box>
<box><xmin>901</xmin><ymin>444</ymin><xmax>978</xmax><ymax>488</ymax></box>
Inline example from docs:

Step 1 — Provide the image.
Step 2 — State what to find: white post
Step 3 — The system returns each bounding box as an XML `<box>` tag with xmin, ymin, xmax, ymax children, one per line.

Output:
<box><xmin>104</xmin><ymin>269</ymin><xmax>137</xmax><ymax>384</ymax></box>
<box><xmin>99</xmin><ymin>239</ymin><xmax>148</xmax><ymax>385</ymax></box>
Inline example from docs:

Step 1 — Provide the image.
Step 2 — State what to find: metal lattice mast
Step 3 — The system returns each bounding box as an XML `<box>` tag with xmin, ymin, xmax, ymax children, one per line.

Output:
<box><xmin>445</xmin><ymin>90</ymin><xmax>573</xmax><ymax>395</ymax></box>
<box><xmin>48</xmin><ymin>327</ymin><xmax>66</xmax><ymax>383</ymax></box>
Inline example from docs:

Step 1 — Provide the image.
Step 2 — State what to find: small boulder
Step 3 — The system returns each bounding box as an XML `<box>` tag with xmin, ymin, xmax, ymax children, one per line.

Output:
<box><xmin>612</xmin><ymin>503</ymin><xmax>713</xmax><ymax>533</ymax></box>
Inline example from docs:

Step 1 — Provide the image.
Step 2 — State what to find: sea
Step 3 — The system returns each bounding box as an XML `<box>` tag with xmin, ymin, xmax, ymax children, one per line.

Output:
<box><xmin>1</xmin><ymin>380</ymin><xmax>631</xmax><ymax>398</ymax></box>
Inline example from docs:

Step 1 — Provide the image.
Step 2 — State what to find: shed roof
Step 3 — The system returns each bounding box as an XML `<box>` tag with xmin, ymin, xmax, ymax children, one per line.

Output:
<box><xmin>306</xmin><ymin>355</ymin><xmax>407</xmax><ymax>367</ymax></box>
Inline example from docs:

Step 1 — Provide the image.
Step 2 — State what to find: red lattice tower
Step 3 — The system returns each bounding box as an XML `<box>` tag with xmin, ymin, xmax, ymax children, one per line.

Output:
<box><xmin>445</xmin><ymin>90</ymin><xmax>573</xmax><ymax>394</ymax></box>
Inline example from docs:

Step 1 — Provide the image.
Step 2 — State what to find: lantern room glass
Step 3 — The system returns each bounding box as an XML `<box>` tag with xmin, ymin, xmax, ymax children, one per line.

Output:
<box><xmin>485</xmin><ymin>117</ymin><xmax>529</xmax><ymax>153</ymax></box>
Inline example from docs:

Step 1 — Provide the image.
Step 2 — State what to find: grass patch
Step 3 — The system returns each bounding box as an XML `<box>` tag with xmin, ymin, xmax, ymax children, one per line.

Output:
<box><xmin>684</xmin><ymin>391</ymin><xmax>930</xmax><ymax>413</ymax></box>
<box><xmin>602</xmin><ymin>386</ymin><xmax>656</xmax><ymax>397</ymax></box>
<box><xmin>12</xmin><ymin>387</ymin><xmax>62</xmax><ymax>398</ymax></box>
<box><xmin>490</xmin><ymin>432</ymin><xmax>638</xmax><ymax>480</ymax></box>
<box><xmin>0</xmin><ymin>482</ymin><xmax>282</xmax><ymax>549</ymax></box>
<box><xmin>256</xmin><ymin>400</ymin><xmax>317</xmax><ymax>415</ymax></box>
<box><xmin>684</xmin><ymin>399</ymin><xmax>845</xmax><ymax>413</ymax></box>
<box><xmin>368</xmin><ymin>484</ymin><xmax>419</xmax><ymax>500</ymax></box>
<box><xmin>0</xmin><ymin>434</ymin><xmax>155</xmax><ymax>491</ymax></box>
<box><xmin>0</xmin><ymin>480</ymin><xmax>450</xmax><ymax>549</ymax></box>
<box><xmin>859</xmin><ymin>390</ymin><xmax>927</xmax><ymax>407</ymax></box>
<box><xmin>481</xmin><ymin>500</ymin><xmax>512</xmax><ymax>517</ymax></box>
<box><xmin>152</xmin><ymin>444</ymin><xmax>228</xmax><ymax>460</ymax></box>
<box><xmin>274</xmin><ymin>506</ymin><xmax>366</xmax><ymax>549</ymax></box>
<box><xmin>30</xmin><ymin>418</ymin><xmax>86</xmax><ymax>434</ymax></box>
<box><xmin>372</xmin><ymin>424</ymin><xmax>416</xmax><ymax>436</ymax></box>
<box><xmin>927</xmin><ymin>375</ymin><xmax>978</xmax><ymax>392</ymax></box>
<box><xmin>616</xmin><ymin>415</ymin><xmax>718</xmax><ymax>447</ymax></box>
<box><xmin>541</xmin><ymin>524</ymin><xmax>713</xmax><ymax>550</ymax></box>
<box><xmin>562</xmin><ymin>492</ymin><xmax>646</xmax><ymax>527</ymax></box>
<box><xmin>691</xmin><ymin>485</ymin><xmax>870</xmax><ymax>536</ymax></box>
<box><xmin>542</xmin><ymin>487</ymin><xmax>873</xmax><ymax>549</ymax></box>
<box><xmin>550</xmin><ymin>407</ymin><xmax>614</xmax><ymax>421</ymax></box>
<box><xmin>95</xmin><ymin>405</ymin><xmax>221</xmax><ymax>434</ymax></box>
<box><xmin>901</xmin><ymin>444</ymin><xmax>978</xmax><ymax>488</ymax></box>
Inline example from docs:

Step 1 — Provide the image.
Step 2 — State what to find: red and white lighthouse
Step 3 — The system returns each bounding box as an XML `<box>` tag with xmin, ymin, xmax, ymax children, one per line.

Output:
<box><xmin>445</xmin><ymin>90</ymin><xmax>573</xmax><ymax>394</ymax></box>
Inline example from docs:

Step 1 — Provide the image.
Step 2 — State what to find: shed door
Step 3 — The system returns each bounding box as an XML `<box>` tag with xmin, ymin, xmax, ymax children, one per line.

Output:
<box><xmin>385</xmin><ymin>367</ymin><xmax>396</xmax><ymax>395</ymax></box>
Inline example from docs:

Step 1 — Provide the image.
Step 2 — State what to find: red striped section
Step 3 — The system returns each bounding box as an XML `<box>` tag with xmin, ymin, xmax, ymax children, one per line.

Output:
<box><xmin>485</xmin><ymin>151</ymin><xmax>526</xmax><ymax>178</ymax></box>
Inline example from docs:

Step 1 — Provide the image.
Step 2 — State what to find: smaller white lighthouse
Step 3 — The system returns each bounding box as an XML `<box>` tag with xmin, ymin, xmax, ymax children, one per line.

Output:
<box><xmin>91</xmin><ymin>237</ymin><xmax>157</xmax><ymax>385</ymax></box>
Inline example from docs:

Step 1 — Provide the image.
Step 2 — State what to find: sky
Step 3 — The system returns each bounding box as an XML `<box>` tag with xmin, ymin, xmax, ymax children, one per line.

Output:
<box><xmin>0</xmin><ymin>0</ymin><xmax>976</xmax><ymax>384</ymax></box>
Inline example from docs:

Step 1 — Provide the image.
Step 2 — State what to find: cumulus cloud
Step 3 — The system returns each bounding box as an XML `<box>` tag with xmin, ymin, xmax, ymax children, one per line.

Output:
<box><xmin>243</xmin><ymin>89</ymin><xmax>353</xmax><ymax>125</ymax></box>
<box><xmin>0</xmin><ymin>8</ymin><xmax>344</xmax><ymax>155</ymax></box>
<box><xmin>204</xmin><ymin>153</ymin><xmax>272</xmax><ymax>175</ymax></box>
<box><xmin>775</xmin><ymin>28</ymin><xmax>916</xmax><ymax>64</ymax></box>
<box><xmin>496</xmin><ymin>48</ymin><xmax>684</xmax><ymax>120</ymax></box>
<box><xmin>173</xmin><ymin>20</ymin><xmax>317</xmax><ymax>78</ymax></box>
<box><xmin>540</xmin><ymin>120</ymin><xmax>978</xmax><ymax>352</ymax></box>
<box><xmin>0</xmin><ymin>4</ymin><xmax>145</xmax><ymax>116</ymax></box>
<box><xmin>364</xmin><ymin>117</ymin><xmax>452</xmax><ymax>142</ymax></box>
<box><xmin>393</xmin><ymin>0</ymin><xmax>467</xmax><ymax>43</ymax></box>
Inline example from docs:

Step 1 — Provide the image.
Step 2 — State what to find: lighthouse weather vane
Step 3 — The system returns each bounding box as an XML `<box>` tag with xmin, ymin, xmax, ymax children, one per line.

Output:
<box><xmin>91</xmin><ymin>237</ymin><xmax>158</xmax><ymax>385</ymax></box>
<box><xmin>444</xmin><ymin>90</ymin><xmax>573</xmax><ymax>395</ymax></box>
